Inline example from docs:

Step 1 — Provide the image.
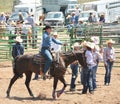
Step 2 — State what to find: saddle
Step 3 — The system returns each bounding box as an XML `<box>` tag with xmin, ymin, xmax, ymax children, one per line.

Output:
<box><xmin>33</xmin><ymin>53</ymin><xmax>45</xmax><ymax>65</ymax></box>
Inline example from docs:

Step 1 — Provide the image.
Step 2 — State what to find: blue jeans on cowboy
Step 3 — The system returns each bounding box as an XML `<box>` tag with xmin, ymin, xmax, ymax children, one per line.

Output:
<box><xmin>86</xmin><ymin>65</ymin><xmax>97</xmax><ymax>93</ymax></box>
<box><xmin>87</xmin><ymin>66</ymin><xmax>94</xmax><ymax>92</ymax></box>
<box><xmin>92</xmin><ymin>65</ymin><xmax>98</xmax><ymax>90</ymax></box>
<box><xmin>104</xmin><ymin>60</ymin><xmax>114</xmax><ymax>85</ymax></box>
<box><xmin>70</xmin><ymin>63</ymin><xmax>79</xmax><ymax>90</ymax></box>
<box><xmin>70</xmin><ymin>64</ymin><xmax>79</xmax><ymax>89</ymax></box>
<box><xmin>75</xmin><ymin>15</ymin><xmax>79</xmax><ymax>25</ymax></box>
<box><xmin>41</xmin><ymin>48</ymin><xmax>53</xmax><ymax>74</ymax></box>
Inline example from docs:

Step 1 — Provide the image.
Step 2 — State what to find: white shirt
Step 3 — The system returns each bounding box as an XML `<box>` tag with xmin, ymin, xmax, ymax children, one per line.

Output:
<box><xmin>93</xmin><ymin>51</ymin><xmax>103</xmax><ymax>64</ymax></box>
<box><xmin>75</xmin><ymin>9</ymin><xmax>80</xmax><ymax>16</ymax></box>
<box><xmin>85</xmin><ymin>50</ymin><xmax>96</xmax><ymax>67</ymax></box>
<box><xmin>51</xmin><ymin>39</ymin><xmax>61</xmax><ymax>53</ymax></box>
<box><xmin>103</xmin><ymin>46</ymin><xmax>115</xmax><ymax>64</ymax></box>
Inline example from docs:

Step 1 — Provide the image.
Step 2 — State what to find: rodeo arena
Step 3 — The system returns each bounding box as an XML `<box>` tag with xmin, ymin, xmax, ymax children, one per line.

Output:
<box><xmin>0</xmin><ymin>0</ymin><xmax>120</xmax><ymax>104</ymax></box>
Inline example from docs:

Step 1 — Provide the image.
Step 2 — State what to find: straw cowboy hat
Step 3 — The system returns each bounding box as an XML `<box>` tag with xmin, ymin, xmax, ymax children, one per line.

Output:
<box><xmin>14</xmin><ymin>36</ymin><xmax>23</xmax><ymax>43</ymax></box>
<box><xmin>106</xmin><ymin>39</ymin><xmax>115</xmax><ymax>44</ymax></box>
<box><xmin>85</xmin><ymin>42</ymin><xmax>95</xmax><ymax>49</ymax></box>
<box><xmin>78</xmin><ymin>18</ymin><xmax>83</xmax><ymax>22</ymax></box>
<box><xmin>66</xmin><ymin>15</ymin><xmax>71</xmax><ymax>19</ymax></box>
<box><xmin>81</xmin><ymin>41</ymin><xmax>87</xmax><ymax>47</ymax></box>
<box><xmin>53</xmin><ymin>32</ymin><xmax>58</xmax><ymax>36</ymax></box>
<box><xmin>1</xmin><ymin>12</ymin><xmax>5</xmax><ymax>15</ymax></box>
<box><xmin>91</xmin><ymin>36</ymin><xmax>100</xmax><ymax>44</ymax></box>
<box><xmin>10</xmin><ymin>21</ymin><xmax>16</xmax><ymax>26</ymax></box>
<box><xmin>72</xmin><ymin>42</ymin><xmax>80</xmax><ymax>48</ymax></box>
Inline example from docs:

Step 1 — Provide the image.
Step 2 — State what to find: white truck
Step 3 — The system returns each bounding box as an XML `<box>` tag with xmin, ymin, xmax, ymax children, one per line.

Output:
<box><xmin>42</xmin><ymin>0</ymin><xmax>78</xmax><ymax>13</ymax></box>
<box><xmin>79</xmin><ymin>10</ymin><xmax>99</xmax><ymax>22</ymax></box>
<box><xmin>107</xmin><ymin>0</ymin><xmax>120</xmax><ymax>23</ymax></box>
<box><xmin>14</xmin><ymin>3</ymin><xmax>43</xmax><ymax>23</ymax></box>
<box><xmin>65</xmin><ymin>4</ymin><xmax>81</xmax><ymax>16</ymax></box>
<box><xmin>82</xmin><ymin>0</ymin><xmax>120</xmax><ymax>23</ymax></box>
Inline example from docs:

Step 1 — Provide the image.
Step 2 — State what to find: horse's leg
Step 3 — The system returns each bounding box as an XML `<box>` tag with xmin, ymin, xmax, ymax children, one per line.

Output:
<box><xmin>57</xmin><ymin>76</ymin><xmax>67</xmax><ymax>98</ymax></box>
<box><xmin>25</xmin><ymin>72</ymin><xmax>34</xmax><ymax>97</ymax></box>
<box><xmin>52</xmin><ymin>77</ymin><xmax>58</xmax><ymax>99</ymax></box>
<box><xmin>6</xmin><ymin>75</ymin><xmax>19</xmax><ymax>97</ymax></box>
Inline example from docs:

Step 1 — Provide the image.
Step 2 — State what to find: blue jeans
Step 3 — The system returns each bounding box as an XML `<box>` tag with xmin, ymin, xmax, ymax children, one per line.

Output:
<box><xmin>80</xmin><ymin>69</ymin><xmax>84</xmax><ymax>85</ymax></box>
<box><xmin>88</xmin><ymin>66</ymin><xmax>94</xmax><ymax>92</ymax></box>
<box><xmin>41</xmin><ymin>48</ymin><xmax>53</xmax><ymax>74</ymax></box>
<box><xmin>33</xmin><ymin>73</ymin><xmax>39</xmax><ymax>79</ymax></box>
<box><xmin>104</xmin><ymin>60</ymin><xmax>114</xmax><ymax>84</ymax></box>
<box><xmin>70</xmin><ymin>64</ymin><xmax>79</xmax><ymax>89</ymax></box>
<box><xmin>75</xmin><ymin>15</ymin><xmax>79</xmax><ymax>25</ymax></box>
<box><xmin>93</xmin><ymin>65</ymin><xmax>98</xmax><ymax>89</ymax></box>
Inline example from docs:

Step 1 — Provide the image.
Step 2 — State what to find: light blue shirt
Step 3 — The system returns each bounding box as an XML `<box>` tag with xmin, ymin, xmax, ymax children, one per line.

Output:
<box><xmin>0</xmin><ymin>15</ymin><xmax>6</xmax><ymax>22</ymax></box>
<box><xmin>42</xmin><ymin>31</ymin><xmax>62</xmax><ymax>48</ymax></box>
<box><xmin>26</xmin><ymin>16</ymin><xmax>34</xmax><ymax>26</ymax></box>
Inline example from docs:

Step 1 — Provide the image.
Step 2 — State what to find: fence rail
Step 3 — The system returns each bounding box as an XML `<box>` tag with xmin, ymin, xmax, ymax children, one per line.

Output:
<box><xmin>0</xmin><ymin>24</ymin><xmax>120</xmax><ymax>68</ymax></box>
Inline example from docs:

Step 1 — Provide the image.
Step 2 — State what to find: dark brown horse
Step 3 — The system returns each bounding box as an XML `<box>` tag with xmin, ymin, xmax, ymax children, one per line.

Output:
<box><xmin>6</xmin><ymin>51</ymin><xmax>86</xmax><ymax>99</ymax></box>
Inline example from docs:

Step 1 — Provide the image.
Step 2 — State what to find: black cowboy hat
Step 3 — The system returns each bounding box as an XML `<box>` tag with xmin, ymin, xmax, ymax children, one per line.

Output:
<box><xmin>43</xmin><ymin>25</ymin><xmax>52</xmax><ymax>30</ymax></box>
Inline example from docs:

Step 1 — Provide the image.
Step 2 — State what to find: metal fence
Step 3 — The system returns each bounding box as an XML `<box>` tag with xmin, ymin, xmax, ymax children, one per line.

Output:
<box><xmin>0</xmin><ymin>23</ymin><xmax>120</xmax><ymax>68</ymax></box>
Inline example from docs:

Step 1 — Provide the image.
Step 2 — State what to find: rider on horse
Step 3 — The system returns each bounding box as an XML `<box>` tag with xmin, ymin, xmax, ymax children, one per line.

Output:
<box><xmin>41</xmin><ymin>25</ymin><xmax>63</xmax><ymax>80</ymax></box>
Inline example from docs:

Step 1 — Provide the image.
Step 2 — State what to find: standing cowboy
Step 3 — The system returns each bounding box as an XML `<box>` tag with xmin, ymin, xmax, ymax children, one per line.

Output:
<box><xmin>103</xmin><ymin>39</ymin><xmax>115</xmax><ymax>86</ymax></box>
<box><xmin>51</xmin><ymin>32</ymin><xmax>62</xmax><ymax>63</ymax></box>
<box><xmin>69</xmin><ymin>42</ymin><xmax>80</xmax><ymax>91</ymax></box>
<box><xmin>12</xmin><ymin>36</ymin><xmax>24</xmax><ymax>59</ymax></box>
<box><xmin>83</xmin><ymin>42</ymin><xmax>96</xmax><ymax>94</ymax></box>
<box><xmin>12</xmin><ymin>36</ymin><xmax>24</xmax><ymax>77</ymax></box>
<box><xmin>41</xmin><ymin>25</ymin><xmax>63</xmax><ymax>80</ymax></box>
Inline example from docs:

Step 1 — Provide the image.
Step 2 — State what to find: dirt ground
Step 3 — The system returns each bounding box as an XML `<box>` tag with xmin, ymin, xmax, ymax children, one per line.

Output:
<box><xmin>0</xmin><ymin>61</ymin><xmax>120</xmax><ymax>104</ymax></box>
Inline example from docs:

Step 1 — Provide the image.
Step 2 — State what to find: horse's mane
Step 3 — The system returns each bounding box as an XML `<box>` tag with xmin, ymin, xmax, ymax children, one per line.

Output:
<box><xmin>61</xmin><ymin>50</ymin><xmax>73</xmax><ymax>56</ymax></box>
<box><xmin>61</xmin><ymin>50</ymin><xmax>84</xmax><ymax>56</ymax></box>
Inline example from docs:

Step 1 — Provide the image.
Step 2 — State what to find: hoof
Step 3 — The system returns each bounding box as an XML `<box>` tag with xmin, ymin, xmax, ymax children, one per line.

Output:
<box><xmin>6</xmin><ymin>91</ymin><xmax>10</xmax><ymax>98</ymax></box>
<box><xmin>52</xmin><ymin>94</ymin><xmax>56</xmax><ymax>100</ymax></box>
<box><xmin>6</xmin><ymin>95</ymin><xmax>10</xmax><ymax>98</ymax></box>
<box><xmin>57</xmin><ymin>91</ymin><xmax>61</xmax><ymax>98</ymax></box>
<box><xmin>32</xmin><ymin>95</ymin><xmax>36</xmax><ymax>98</ymax></box>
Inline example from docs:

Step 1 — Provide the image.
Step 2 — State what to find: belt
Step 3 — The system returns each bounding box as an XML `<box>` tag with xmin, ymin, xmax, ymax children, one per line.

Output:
<box><xmin>107</xmin><ymin>59</ymin><xmax>114</xmax><ymax>62</ymax></box>
<box><xmin>42</xmin><ymin>47</ymin><xmax>50</xmax><ymax>50</ymax></box>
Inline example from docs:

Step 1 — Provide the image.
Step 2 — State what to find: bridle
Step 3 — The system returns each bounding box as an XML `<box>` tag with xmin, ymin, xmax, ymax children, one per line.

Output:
<box><xmin>72</xmin><ymin>51</ymin><xmax>87</xmax><ymax>67</ymax></box>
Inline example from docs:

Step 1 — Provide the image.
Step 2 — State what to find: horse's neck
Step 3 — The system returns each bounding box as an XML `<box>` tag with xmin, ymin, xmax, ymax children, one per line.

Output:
<box><xmin>63</xmin><ymin>54</ymin><xmax>76</xmax><ymax>67</ymax></box>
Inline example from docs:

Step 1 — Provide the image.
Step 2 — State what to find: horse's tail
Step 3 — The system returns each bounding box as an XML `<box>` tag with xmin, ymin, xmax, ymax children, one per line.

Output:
<box><xmin>13</xmin><ymin>56</ymin><xmax>19</xmax><ymax>75</ymax></box>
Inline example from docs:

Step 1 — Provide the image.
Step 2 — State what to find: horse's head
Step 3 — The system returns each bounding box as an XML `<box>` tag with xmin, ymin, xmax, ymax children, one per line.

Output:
<box><xmin>61</xmin><ymin>51</ymin><xmax>87</xmax><ymax>68</ymax></box>
<box><xmin>74</xmin><ymin>51</ymin><xmax>87</xmax><ymax>67</ymax></box>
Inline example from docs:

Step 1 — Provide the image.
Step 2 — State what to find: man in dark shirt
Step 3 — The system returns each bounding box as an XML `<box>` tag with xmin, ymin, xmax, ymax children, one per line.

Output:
<box><xmin>12</xmin><ymin>36</ymin><xmax>24</xmax><ymax>59</ymax></box>
<box><xmin>12</xmin><ymin>36</ymin><xmax>24</xmax><ymax>78</ymax></box>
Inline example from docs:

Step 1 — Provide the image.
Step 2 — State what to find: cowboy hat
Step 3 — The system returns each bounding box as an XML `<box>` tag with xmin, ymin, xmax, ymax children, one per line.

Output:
<box><xmin>85</xmin><ymin>42</ymin><xmax>94</xmax><ymax>49</ymax></box>
<box><xmin>14</xmin><ymin>36</ymin><xmax>23</xmax><ymax>43</ymax></box>
<box><xmin>91</xmin><ymin>36</ymin><xmax>100</xmax><ymax>44</ymax></box>
<box><xmin>78</xmin><ymin>18</ymin><xmax>83</xmax><ymax>22</ymax></box>
<box><xmin>81</xmin><ymin>41</ymin><xmax>87</xmax><ymax>47</ymax></box>
<box><xmin>66</xmin><ymin>15</ymin><xmax>71</xmax><ymax>19</ymax></box>
<box><xmin>1</xmin><ymin>12</ymin><xmax>4</xmax><ymax>15</ymax></box>
<box><xmin>43</xmin><ymin>25</ymin><xmax>52</xmax><ymax>30</ymax></box>
<box><xmin>53</xmin><ymin>32</ymin><xmax>58</xmax><ymax>36</ymax></box>
<box><xmin>10</xmin><ymin>21</ymin><xmax>16</xmax><ymax>26</ymax></box>
<box><xmin>106</xmin><ymin>39</ymin><xmax>115</xmax><ymax>44</ymax></box>
<box><xmin>72</xmin><ymin>42</ymin><xmax>80</xmax><ymax>48</ymax></box>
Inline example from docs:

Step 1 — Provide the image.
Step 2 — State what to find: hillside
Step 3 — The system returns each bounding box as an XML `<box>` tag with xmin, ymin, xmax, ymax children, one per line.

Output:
<box><xmin>0</xmin><ymin>0</ymin><xmax>13</xmax><ymax>12</ymax></box>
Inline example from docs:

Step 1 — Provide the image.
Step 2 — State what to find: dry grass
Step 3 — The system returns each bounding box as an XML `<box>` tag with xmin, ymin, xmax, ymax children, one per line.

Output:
<box><xmin>0</xmin><ymin>0</ymin><xmax>13</xmax><ymax>13</ymax></box>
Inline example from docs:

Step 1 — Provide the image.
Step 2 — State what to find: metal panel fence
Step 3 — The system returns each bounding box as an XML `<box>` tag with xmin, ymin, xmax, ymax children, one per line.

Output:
<box><xmin>0</xmin><ymin>23</ymin><xmax>120</xmax><ymax>68</ymax></box>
